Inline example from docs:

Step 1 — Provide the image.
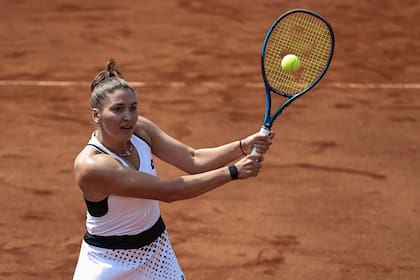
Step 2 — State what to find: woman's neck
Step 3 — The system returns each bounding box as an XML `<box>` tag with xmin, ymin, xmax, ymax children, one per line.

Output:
<box><xmin>95</xmin><ymin>130</ymin><xmax>133</xmax><ymax>157</ymax></box>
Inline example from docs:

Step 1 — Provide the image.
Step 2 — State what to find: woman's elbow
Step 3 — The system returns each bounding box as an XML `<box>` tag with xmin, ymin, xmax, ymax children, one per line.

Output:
<box><xmin>156</xmin><ymin>186</ymin><xmax>185</xmax><ymax>203</ymax></box>
<box><xmin>159</xmin><ymin>192</ymin><xmax>185</xmax><ymax>203</ymax></box>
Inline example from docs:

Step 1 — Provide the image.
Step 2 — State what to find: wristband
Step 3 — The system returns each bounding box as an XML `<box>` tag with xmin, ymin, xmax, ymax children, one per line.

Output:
<box><xmin>228</xmin><ymin>164</ymin><xmax>239</xmax><ymax>180</ymax></box>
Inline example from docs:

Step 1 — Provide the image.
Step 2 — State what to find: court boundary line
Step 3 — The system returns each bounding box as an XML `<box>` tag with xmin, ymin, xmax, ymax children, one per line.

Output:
<box><xmin>0</xmin><ymin>80</ymin><xmax>419</xmax><ymax>89</ymax></box>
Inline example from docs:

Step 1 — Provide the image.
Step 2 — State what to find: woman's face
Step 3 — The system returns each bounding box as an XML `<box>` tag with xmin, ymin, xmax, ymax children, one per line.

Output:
<box><xmin>94</xmin><ymin>88</ymin><xmax>138</xmax><ymax>142</ymax></box>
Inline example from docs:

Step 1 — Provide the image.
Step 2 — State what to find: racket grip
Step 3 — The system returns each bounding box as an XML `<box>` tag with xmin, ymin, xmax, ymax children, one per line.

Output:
<box><xmin>251</xmin><ymin>126</ymin><xmax>270</xmax><ymax>155</ymax></box>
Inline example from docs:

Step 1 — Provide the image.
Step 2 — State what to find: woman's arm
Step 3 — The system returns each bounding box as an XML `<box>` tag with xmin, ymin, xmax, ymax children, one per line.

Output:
<box><xmin>136</xmin><ymin>116</ymin><xmax>272</xmax><ymax>174</ymax></box>
<box><xmin>75</xmin><ymin>151</ymin><xmax>262</xmax><ymax>203</ymax></box>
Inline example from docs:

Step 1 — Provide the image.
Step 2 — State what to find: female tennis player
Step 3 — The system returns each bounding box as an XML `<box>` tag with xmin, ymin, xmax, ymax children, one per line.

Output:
<box><xmin>72</xmin><ymin>59</ymin><xmax>273</xmax><ymax>280</ymax></box>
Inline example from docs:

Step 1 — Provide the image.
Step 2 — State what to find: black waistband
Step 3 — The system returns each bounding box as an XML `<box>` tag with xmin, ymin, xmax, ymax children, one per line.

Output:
<box><xmin>83</xmin><ymin>216</ymin><xmax>166</xmax><ymax>249</ymax></box>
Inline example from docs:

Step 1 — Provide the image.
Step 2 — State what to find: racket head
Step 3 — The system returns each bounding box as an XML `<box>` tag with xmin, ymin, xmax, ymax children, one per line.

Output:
<box><xmin>262</xmin><ymin>9</ymin><xmax>335</xmax><ymax>97</ymax></box>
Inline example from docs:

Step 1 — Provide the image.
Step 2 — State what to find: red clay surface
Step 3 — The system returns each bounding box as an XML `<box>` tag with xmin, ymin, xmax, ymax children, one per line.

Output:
<box><xmin>1</xmin><ymin>1</ymin><xmax>419</xmax><ymax>279</ymax></box>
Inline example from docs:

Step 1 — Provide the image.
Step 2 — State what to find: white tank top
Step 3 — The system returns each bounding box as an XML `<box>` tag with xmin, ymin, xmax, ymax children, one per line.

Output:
<box><xmin>85</xmin><ymin>132</ymin><xmax>160</xmax><ymax>236</ymax></box>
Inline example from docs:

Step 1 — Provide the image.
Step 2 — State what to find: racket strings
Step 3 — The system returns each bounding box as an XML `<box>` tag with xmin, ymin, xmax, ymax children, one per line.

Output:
<box><xmin>264</xmin><ymin>12</ymin><xmax>333</xmax><ymax>95</ymax></box>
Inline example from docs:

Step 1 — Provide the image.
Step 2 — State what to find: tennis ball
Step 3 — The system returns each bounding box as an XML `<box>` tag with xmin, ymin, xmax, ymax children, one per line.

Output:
<box><xmin>281</xmin><ymin>54</ymin><xmax>301</xmax><ymax>73</ymax></box>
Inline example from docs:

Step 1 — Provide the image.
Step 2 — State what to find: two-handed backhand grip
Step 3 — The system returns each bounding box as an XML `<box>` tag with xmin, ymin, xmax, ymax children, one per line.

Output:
<box><xmin>251</xmin><ymin>126</ymin><xmax>271</xmax><ymax>155</ymax></box>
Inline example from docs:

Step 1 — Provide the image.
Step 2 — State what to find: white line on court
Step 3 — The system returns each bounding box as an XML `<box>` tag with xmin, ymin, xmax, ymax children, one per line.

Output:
<box><xmin>327</xmin><ymin>83</ymin><xmax>420</xmax><ymax>89</ymax></box>
<box><xmin>0</xmin><ymin>80</ymin><xmax>419</xmax><ymax>89</ymax></box>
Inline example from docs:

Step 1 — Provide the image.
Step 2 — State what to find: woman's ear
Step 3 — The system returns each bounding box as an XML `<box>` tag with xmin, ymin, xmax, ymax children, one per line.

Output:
<box><xmin>92</xmin><ymin>108</ymin><xmax>101</xmax><ymax>124</ymax></box>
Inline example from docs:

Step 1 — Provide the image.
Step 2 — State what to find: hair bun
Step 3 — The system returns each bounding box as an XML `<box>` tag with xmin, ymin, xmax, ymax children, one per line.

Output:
<box><xmin>90</xmin><ymin>58</ymin><xmax>125</xmax><ymax>91</ymax></box>
<box><xmin>106</xmin><ymin>58</ymin><xmax>116</xmax><ymax>73</ymax></box>
<box><xmin>105</xmin><ymin>58</ymin><xmax>123</xmax><ymax>79</ymax></box>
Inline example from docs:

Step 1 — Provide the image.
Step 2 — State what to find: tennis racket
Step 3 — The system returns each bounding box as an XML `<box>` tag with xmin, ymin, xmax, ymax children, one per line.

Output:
<box><xmin>252</xmin><ymin>9</ymin><xmax>335</xmax><ymax>153</ymax></box>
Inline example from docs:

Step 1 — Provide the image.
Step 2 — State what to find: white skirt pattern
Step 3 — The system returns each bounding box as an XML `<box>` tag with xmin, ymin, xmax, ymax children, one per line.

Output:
<box><xmin>73</xmin><ymin>231</ymin><xmax>185</xmax><ymax>280</ymax></box>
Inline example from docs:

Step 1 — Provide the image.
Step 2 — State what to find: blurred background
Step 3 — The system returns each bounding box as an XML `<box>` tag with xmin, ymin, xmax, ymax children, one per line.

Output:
<box><xmin>0</xmin><ymin>1</ymin><xmax>419</xmax><ymax>279</ymax></box>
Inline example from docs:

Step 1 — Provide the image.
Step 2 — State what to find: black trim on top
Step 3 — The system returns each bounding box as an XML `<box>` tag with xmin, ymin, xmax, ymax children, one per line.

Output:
<box><xmin>87</xmin><ymin>134</ymin><xmax>151</xmax><ymax>151</ymax></box>
<box><xmin>83</xmin><ymin>216</ymin><xmax>166</xmax><ymax>249</ymax></box>
<box><xmin>85</xmin><ymin>197</ymin><xmax>109</xmax><ymax>217</ymax></box>
<box><xmin>87</xmin><ymin>143</ymin><xmax>109</xmax><ymax>155</ymax></box>
<box><xmin>133</xmin><ymin>132</ymin><xmax>152</xmax><ymax>149</ymax></box>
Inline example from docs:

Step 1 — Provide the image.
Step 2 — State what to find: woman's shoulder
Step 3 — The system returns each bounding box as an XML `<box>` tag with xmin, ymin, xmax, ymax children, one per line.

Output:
<box><xmin>74</xmin><ymin>146</ymin><xmax>118</xmax><ymax>172</ymax></box>
<box><xmin>134</xmin><ymin>116</ymin><xmax>159</xmax><ymax>146</ymax></box>
<box><xmin>74</xmin><ymin>146</ymin><xmax>124</xmax><ymax>200</ymax></box>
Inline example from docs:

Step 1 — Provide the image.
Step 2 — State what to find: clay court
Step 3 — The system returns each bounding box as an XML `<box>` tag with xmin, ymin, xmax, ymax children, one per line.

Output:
<box><xmin>1</xmin><ymin>0</ymin><xmax>419</xmax><ymax>279</ymax></box>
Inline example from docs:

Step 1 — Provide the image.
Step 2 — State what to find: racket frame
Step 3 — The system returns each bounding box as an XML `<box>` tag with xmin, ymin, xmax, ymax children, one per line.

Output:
<box><xmin>260</xmin><ymin>9</ymin><xmax>335</xmax><ymax>131</ymax></box>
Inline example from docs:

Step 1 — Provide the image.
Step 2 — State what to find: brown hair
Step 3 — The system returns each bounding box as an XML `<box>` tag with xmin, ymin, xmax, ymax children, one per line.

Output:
<box><xmin>90</xmin><ymin>58</ymin><xmax>135</xmax><ymax>110</ymax></box>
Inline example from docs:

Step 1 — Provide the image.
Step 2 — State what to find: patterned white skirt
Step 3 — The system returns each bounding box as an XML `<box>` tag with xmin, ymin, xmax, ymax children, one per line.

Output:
<box><xmin>73</xmin><ymin>231</ymin><xmax>185</xmax><ymax>280</ymax></box>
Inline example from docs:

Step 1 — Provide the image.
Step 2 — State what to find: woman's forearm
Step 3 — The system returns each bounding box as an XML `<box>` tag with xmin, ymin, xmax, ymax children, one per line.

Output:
<box><xmin>159</xmin><ymin>166</ymin><xmax>233</xmax><ymax>202</ymax></box>
<box><xmin>188</xmin><ymin>140</ymin><xmax>245</xmax><ymax>173</ymax></box>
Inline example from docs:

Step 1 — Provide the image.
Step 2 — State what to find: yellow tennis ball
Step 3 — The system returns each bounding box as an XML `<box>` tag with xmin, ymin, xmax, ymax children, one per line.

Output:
<box><xmin>281</xmin><ymin>54</ymin><xmax>301</xmax><ymax>73</ymax></box>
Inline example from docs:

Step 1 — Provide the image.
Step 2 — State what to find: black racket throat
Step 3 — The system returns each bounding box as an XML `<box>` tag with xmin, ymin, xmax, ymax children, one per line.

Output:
<box><xmin>262</xmin><ymin>89</ymin><xmax>299</xmax><ymax>129</ymax></box>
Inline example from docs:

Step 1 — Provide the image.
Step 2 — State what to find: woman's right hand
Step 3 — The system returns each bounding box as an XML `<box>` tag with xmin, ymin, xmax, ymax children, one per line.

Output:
<box><xmin>234</xmin><ymin>154</ymin><xmax>263</xmax><ymax>179</ymax></box>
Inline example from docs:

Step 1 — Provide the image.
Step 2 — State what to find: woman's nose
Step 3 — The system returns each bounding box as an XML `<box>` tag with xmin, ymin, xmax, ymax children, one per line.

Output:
<box><xmin>122</xmin><ymin>111</ymin><xmax>130</xmax><ymax>120</ymax></box>
<box><xmin>123</xmin><ymin>110</ymin><xmax>136</xmax><ymax>120</ymax></box>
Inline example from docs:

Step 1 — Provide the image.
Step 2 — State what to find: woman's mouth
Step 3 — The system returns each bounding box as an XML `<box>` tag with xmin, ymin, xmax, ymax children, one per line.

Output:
<box><xmin>121</xmin><ymin>125</ymin><xmax>133</xmax><ymax>130</ymax></box>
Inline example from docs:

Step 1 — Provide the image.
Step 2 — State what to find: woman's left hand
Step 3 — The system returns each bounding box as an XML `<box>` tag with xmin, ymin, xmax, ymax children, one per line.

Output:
<box><xmin>241</xmin><ymin>131</ymin><xmax>275</xmax><ymax>155</ymax></box>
